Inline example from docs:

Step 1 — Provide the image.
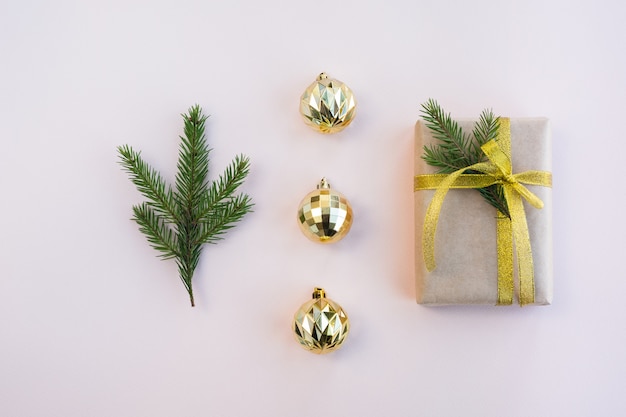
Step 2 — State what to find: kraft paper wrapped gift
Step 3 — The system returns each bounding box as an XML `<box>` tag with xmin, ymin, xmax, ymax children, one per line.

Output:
<box><xmin>414</xmin><ymin>118</ymin><xmax>553</xmax><ymax>305</ymax></box>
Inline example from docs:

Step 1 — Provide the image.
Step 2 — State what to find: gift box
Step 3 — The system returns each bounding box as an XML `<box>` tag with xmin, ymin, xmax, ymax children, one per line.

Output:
<box><xmin>414</xmin><ymin>118</ymin><xmax>553</xmax><ymax>305</ymax></box>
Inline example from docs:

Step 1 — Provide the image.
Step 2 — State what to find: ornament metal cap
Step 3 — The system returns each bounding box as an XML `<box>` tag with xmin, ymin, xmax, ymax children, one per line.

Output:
<box><xmin>312</xmin><ymin>287</ymin><xmax>326</xmax><ymax>298</ymax></box>
<box><xmin>293</xmin><ymin>287</ymin><xmax>350</xmax><ymax>354</ymax></box>
<box><xmin>299</xmin><ymin>72</ymin><xmax>357</xmax><ymax>134</ymax></box>
<box><xmin>297</xmin><ymin>178</ymin><xmax>353</xmax><ymax>244</ymax></box>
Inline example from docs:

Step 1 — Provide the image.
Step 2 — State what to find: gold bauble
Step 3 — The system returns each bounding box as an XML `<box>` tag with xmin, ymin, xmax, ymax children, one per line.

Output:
<box><xmin>297</xmin><ymin>178</ymin><xmax>353</xmax><ymax>244</ymax></box>
<box><xmin>293</xmin><ymin>288</ymin><xmax>350</xmax><ymax>354</ymax></box>
<box><xmin>299</xmin><ymin>73</ymin><xmax>356</xmax><ymax>134</ymax></box>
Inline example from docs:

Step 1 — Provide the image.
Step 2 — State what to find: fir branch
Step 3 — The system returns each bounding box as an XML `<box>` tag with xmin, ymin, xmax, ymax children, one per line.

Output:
<box><xmin>472</xmin><ymin>108</ymin><xmax>499</xmax><ymax>147</ymax></box>
<box><xmin>420</xmin><ymin>100</ymin><xmax>510</xmax><ymax>218</ymax></box>
<box><xmin>132</xmin><ymin>203</ymin><xmax>179</xmax><ymax>260</ymax></box>
<box><xmin>420</xmin><ymin>98</ymin><xmax>483</xmax><ymax>172</ymax></box>
<box><xmin>174</xmin><ymin>106</ymin><xmax>210</xmax><ymax>214</ymax></box>
<box><xmin>196</xmin><ymin>154</ymin><xmax>251</xmax><ymax>221</ymax></box>
<box><xmin>172</xmin><ymin>105</ymin><xmax>207</xmax><ymax>306</ymax></box>
<box><xmin>117</xmin><ymin>105</ymin><xmax>253</xmax><ymax>306</ymax></box>
<box><xmin>197</xmin><ymin>194</ymin><xmax>254</xmax><ymax>245</ymax></box>
<box><xmin>117</xmin><ymin>145</ymin><xmax>180</xmax><ymax>224</ymax></box>
<box><xmin>470</xmin><ymin>109</ymin><xmax>509</xmax><ymax>217</ymax></box>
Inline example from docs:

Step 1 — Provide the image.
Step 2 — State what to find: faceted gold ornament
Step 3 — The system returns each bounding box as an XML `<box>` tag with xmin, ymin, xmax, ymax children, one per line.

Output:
<box><xmin>293</xmin><ymin>288</ymin><xmax>350</xmax><ymax>354</ymax></box>
<box><xmin>297</xmin><ymin>178</ymin><xmax>353</xmax><ymax>244</ymax></box>
<box><xmin>299</xmin><ymin>73</ymin><xmax>357</xmax><ymax>134</ymax></box>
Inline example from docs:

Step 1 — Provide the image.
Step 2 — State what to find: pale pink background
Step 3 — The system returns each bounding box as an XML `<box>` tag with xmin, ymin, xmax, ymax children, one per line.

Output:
<box><xmin>1</xmin><ymin>0</ymin><xmax>624</xmax><ymax>416</ymax></box>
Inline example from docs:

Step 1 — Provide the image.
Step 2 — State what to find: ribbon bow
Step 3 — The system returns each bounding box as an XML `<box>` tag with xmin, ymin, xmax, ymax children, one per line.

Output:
<box><xmin>414</xmin><ymin>118</ymin><xmax>552</xmax><ymax>305</ymax></box>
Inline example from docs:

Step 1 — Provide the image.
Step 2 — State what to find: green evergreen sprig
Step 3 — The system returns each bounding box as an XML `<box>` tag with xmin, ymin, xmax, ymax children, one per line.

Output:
<box><xmin>420</xmin><ymin>99</ymin><xmax>509</xmax><ymax>218</ymax></box>
<box><xmin>117</xmin><ymin>105</ymin><xmax>253</xmax><ymax>306</ymax></box>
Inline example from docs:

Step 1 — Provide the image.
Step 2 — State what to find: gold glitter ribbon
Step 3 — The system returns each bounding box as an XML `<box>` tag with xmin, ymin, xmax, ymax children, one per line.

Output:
<box><xmin>414</xmin><ymin>118</ymin><xmax>552</xmax><ymax>305</ymax></box>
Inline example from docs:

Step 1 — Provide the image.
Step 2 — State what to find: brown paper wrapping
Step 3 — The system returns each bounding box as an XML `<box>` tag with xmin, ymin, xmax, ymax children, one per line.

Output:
<box><xmin>414</xmin><ymin>118</ymin><xmax>553</xmax><ymax>305</ymax></box>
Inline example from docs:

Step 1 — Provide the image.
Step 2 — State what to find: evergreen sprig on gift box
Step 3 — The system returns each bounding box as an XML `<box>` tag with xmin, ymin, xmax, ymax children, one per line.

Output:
<box><xmin>117</xmin><ymin>105</ymin><xmax>253</xmax><ymax>307</ymax></box>
<box><xmin>420</xmin><ymin>99</ymin><xmax>510</xmax><ymax>218</ymax></box>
